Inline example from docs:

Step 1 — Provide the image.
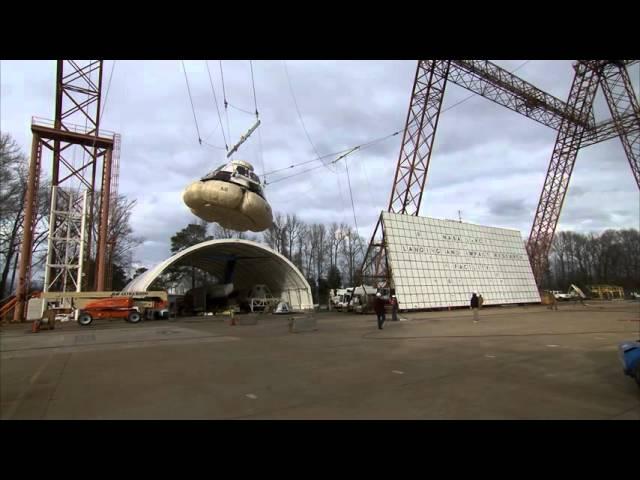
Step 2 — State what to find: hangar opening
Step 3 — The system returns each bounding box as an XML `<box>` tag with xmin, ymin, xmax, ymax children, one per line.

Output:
<box><xmin>123</xmin><ymin>239</ymin><xmax>314</xmax><ymax>314</ymax></box>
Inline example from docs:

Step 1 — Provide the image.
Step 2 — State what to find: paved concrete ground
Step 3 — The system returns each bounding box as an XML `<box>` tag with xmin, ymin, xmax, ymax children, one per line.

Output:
<box><xmin>1</xmin><ymin>301</ymin><xmax>639</xmax><ymax>419</ymax></box>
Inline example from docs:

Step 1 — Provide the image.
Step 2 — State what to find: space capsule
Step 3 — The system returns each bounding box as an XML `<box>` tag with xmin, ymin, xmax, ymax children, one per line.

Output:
<box><xmin>182</xmin><ymin>160</ymin><xmax>273</xmax><ymax>232</ymax></box>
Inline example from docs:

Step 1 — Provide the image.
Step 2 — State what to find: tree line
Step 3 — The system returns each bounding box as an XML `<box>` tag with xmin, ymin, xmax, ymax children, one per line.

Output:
<box><xmin>545</xmin><ymin>229</ymin><xmax>639</xmax><ymax>292</ymax></box>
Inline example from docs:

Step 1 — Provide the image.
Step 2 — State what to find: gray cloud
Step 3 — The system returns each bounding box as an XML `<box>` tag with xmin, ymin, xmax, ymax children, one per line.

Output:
<box><xmin>487</xmin><ymin>196</ymin><xmax>531</xmax><ymax>217</ymax></box>
<box><xmin>1</xmin><ymin>59</ymin><xmax>638</xmax><ymax>268</ymax></box>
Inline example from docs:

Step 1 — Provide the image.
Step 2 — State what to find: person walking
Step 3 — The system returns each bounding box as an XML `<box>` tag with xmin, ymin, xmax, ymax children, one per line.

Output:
<box><xmin>478</xmin><ymin>294</ymin><xmax>484</xmax><ymax>309</ymax></box>
<box><xmin>470</xmin><ymin>291</ymin><xmax>480</xmax><ymax>323</ymax></box>
<box><xmin>374</xmin><ymin>292</ymin><xmax>386</xmax><ymax>330</ymax></box>
<box><xmin>547</xmin><ymin>291</ymin><xmax>558</xmax><ymax>310</ymax></box>
<box><xmin>390</xmin><ymin>295</ymin><xmax>399</xmax><ymax>321</ymax></box>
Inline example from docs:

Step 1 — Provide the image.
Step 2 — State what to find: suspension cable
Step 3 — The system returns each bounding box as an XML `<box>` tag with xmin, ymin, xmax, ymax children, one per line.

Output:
<box><xmin>227</xmin><ymin>103</ymin><xmax>256</xmax><ymax>116</ymax></box>
<box><xmin>100</xmin><ymin>60</ymin><xmax>116</xmax><ymax>120</ymax></box>
<box><xmin>262</xmin><ymin>130</ymin><xmax>401</xmax><ymax>178</ymax></box>
<box><xmin>250</xmin><ymin>60</ymin><xmax>259</xmax><ymax>118</ymax></box>
<box><xmin>205</xmin><ymin>60</ymin><xmax>229</xmax><ymax>151</ymax></box>
<box><xmin>262</xmin><ymin>147</ymin><xmax>354</xmax><ymax>177</ymax></box>
<box><xmin>201</xmin><ymin>141</ymin><xmax>227</xmax><ymax>150</ymax></box>
<box><xmin>181</xmin><ymin>60</ymin><xmax>202</xmax><ymax>144</ymax></box>
<box><xmin>344</xmin><ymin>151</ymin><xmax>360</xmax><ymax>237</ymax></box>
<box><xmin>257</xmin><ymin>122</ymin><xmax>266</xmax><ymax>179</ymax></box>
<box><xmin>250</xmin><ymin>60</ymin><xmax>265</xmax><ymax>176</ymax></box>
<box><xmin>283</xmin><ymin>61</ymin><xmax>324</xmax><ymax>167</ymax></box>
<box><xmin>263</xmin><ymin>61</ymin><xmax>531</xmax><ymax>183</ymax></box>
<box><xmin>219</xmin><ymin>60</ymin><xmax>232</xmax><ymax>145</ymax></box>
<box><xmin>268</xmin><ymin>144</ymin><xmax>366</xmax><ymax>185</ymax></box>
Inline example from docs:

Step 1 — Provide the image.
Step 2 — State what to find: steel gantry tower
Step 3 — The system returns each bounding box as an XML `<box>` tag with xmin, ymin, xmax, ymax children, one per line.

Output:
<box><xmin>13</xmin><ymin>60</ymin><xmax>121</xmax><ymax>321</ymax></box>
<box><xmin>361</xmin><ymin>59</ymin><xmax>640</xmax><ymax>289</ymax></box>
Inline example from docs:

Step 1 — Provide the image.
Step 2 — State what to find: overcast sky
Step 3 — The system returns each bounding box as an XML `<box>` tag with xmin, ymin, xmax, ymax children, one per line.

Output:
<box><xmin>1</xmin><ymin>60</ymin><xmax>638</xmax><ymax>269</ymax></box>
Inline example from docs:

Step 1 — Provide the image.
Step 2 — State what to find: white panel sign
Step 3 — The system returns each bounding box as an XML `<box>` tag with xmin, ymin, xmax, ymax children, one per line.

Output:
<box><xmin>382</xmin><ymin>212</ymin><xmax>540</xmax><ymax>310</ymax></box>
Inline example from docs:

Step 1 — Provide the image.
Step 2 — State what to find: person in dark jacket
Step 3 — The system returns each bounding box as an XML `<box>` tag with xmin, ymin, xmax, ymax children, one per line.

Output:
<box><xmin>374</xmin><ymin>292</ymin><xmax>386</xmax><ymax>330</ymax></box>
<box><xmin>470</xmin><ymin>292</ymin><xmax>480</xmax><ymax>323</ymax></box>
<box><xmin>390</xmin><ymin>295</ymin><xmax>399</xmax><ymax>321</ymax></box>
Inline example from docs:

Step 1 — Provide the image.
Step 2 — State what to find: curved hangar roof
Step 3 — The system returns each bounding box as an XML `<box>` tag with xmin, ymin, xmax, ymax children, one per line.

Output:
<box><xmin>123</xmin><ymin>239</ymin><xmax>313</xmax><ymax>310</ymax></box>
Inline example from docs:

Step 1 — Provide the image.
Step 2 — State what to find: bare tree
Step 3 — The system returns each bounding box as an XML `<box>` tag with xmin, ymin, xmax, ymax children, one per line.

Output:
<box><xmin>80</xmin><ymin>193</ymin><xmax>144</xmax><ymax>290</ymax></box>
<box><xmin>301</xmin><ymin>226</ymin><xmax>314</xmax><ymax>279</ymax></box>
<box><xmin>211</xmin><ymin>223</ymin><xmax>246</xmax><ymax>239</ymax></box>
<box><xmin>327</xmin><ymin>222</ymin><xmax>345</xmax><ymax>271</ymax></box>
<box><xmin>108</xmin><ymin>195</ymin><xmax>144</xmax><ymax>268</ymax></box>
<box><xmin>618</xmin><ymin>229</ymin><xmax>640</xmax><ymax>286</ymax></box>
<box><xmin>1</xmin><ymin>133</ymin><xmax>51</xmax><ymax>296</ymax></box>
<box><xmin>549</xmin><ymin>228</ymin><xmax>639</xmax><ymax>292</ymax></box>
<box><xmin>339</xmin><ymin>226</ymin><xmax>366</xmax><ymax>286</ymax></box>
<box><xmin>284</xmin><ymin>214</ymin><xmax>304</xmax><ymax>262</ymax></box>
<box><xmin>0</xmin><ymin>133</ymin><xmax>27</xmax><ymax>297</ymax></box>
<box><xmin>293</xmin><ymin>223</ymin><xmax>308</xmax><ymax>274</ymax></box>
<box><xmin>309</xmin><ymin>223</ymin><xmax>327</xmax><ymax>297</ymax></box>
<box><xmin>262</xmin><ymin>212</ymin><xmax>286</xmax><ymax>255</ymax></box>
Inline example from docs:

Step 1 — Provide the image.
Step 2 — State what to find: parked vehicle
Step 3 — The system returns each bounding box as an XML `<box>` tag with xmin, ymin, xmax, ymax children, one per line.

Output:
<box><xmin>78</xmin><ymin>296</ymin><xmax>141</xmax><ymax>326</ymax></box>
<box><xmin>77</xmin><ymin>295</ymin><xmax>168</xmax><ymax>326</ymax></box>
<box><xmin>331</xmin><ymin>288</ymin><xmax>353</xmax><ymax>311</ymax></box>
<box><xmin>349</xmin><ymin>285</ymin><xmax>379</xmax><ymax>313</ymax></box>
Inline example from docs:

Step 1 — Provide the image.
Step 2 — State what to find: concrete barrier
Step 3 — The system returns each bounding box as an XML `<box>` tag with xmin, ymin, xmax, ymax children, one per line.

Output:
<box><xmin>288</xmin><ymin>315</ymin><xmax>317</xmax><ymax>333</ymax></box>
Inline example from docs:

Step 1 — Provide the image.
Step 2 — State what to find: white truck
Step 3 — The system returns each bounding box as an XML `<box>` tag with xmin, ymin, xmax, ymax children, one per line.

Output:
<box><xmin>331</xmin><ymin>288</ymin><xmax>353</xmax><ymax>311</ymax></box>
<box><xmin>349</xmin><ymin>285</ymin><xmax>378</xmax><ymax>313</ymax></box>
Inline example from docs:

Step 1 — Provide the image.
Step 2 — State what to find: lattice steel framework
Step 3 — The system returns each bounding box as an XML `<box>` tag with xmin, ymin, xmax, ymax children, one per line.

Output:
<box><xmin>360</xmin><ymin>215</ymin><xmax>389</xmax><ymax>288</ymax></box>
<box><xmin>13</xmin><ymin>60</ymin><xmax>119</xmax><ymax>321</ymax></box>
<box><xmin>388</xmin><ymin>60</ymin><xmax>451</xmax><ymax>215</ymax></box>
<box><xmin>526</xmin><ymin>62</ymin><xmax>601</xmax><ymax>285</ymax></box>
<box><xmin>105</xmin><ymin>133</ymin><xmax>122</xmax><ymax>291</ymax></box>
<box><xmin>361</xmin><ymin>59</ymin><xmax>640</xmax><ymax>289</ymax></box>
<box><xmin>598</xmin><ymin>62</ymin><xmax>640</xmax><ymax>186</ymax></box>
<box><xmin>43</xmin><ymin>187</ymin><xmax>88</xmax><ymax>296</ymax></box>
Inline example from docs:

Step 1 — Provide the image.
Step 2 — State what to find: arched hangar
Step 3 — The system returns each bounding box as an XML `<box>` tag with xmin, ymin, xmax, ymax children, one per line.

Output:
<box><xmin>123</xmin><ymin>239</ymin><xmax>314</xmax><ymax>311</ymax></box>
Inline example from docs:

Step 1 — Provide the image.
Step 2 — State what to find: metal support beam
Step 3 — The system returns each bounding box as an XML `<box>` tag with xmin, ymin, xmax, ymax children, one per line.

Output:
<box><xmin>13</xmin><ymin>135</ymin><xmax>42</xmax><ymax>321</ymax></box>
<box><xmin>448</xmin><ymin>60</ymin><xmax>595</xmax><ymax>130</ymax></box>
<box><xmin>96</xmin><ymin>150</ymin><xmax>112</xmax><ymax>292</ymax></box>
<box><xmin>360</xmin><ymin>214</ymin><xmax>389</xmax><ymax>286</ymax></box>
<box><xmin>361</xmin><ymin>59</ymin><xmax>638</xmax><ymax>293</ymax></box>
<box><xmin>388</xmin><ymin>60</ymin><xmax>450</xmax><ymax>215</ymax></box>
<box><xmin>598</xmin><ymin>63</ymin><xmax>640</xmax><ymax>188</ymax></box>
<box><xmin>527</xmin><ymin>62</ymin><xmax>601</xmax><ymax>286</ymax></box>
<box><xmin>581</xmin><ymin>113</ymin><xmax>640</xmax><ymax>147</ymax></box>
<box><xmin>13</xmin><ymin>60</ymin><xmax>119</xmax><ymax>320</ymax></box>
<box><xmin>43</xmin><ymin>187</ymin><xmax>89</xmax><ymax>296</ymax></box>
<box><xmin>95</xmin><ymin>149</ymin><xmax>113</xmax><ymax>291</ymax></box>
